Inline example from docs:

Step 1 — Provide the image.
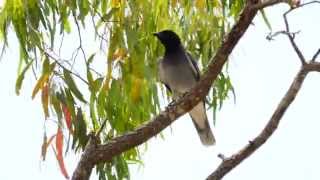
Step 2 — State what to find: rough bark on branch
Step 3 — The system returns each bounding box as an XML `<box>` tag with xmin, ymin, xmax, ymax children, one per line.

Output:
<box><xmin>206</xmin><ymin>1</ymin><xmax>320</xmax><ymax>177</ymax></box>
<box><xmin>71</xmin><ymin>0</ymin><xmax>286</xmax><ymax>179</ymax></box>
<box><xmin>206</xmin><ymin>65</ymin><xmax>309</xmax><ymax>180</ymax></box>
<box><xmin>252</xmin><ymin>0</ymin><xmax>288</xmax><ymax>9</ymax></box>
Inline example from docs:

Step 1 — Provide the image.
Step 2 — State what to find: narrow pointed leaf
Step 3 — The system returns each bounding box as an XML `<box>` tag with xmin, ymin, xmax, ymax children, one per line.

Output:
<box><xmin>63</xmin><ymin>69</ymin><xmax>86</xmax><ymax>103</ymax></box>
<box><xmin>260</xmin><ymin>9</ymin><xmax>272</xmax><ymax>31</ymax></box>
<box><xmin>55</xmin><ymin>127</ymin><xmax>69</xmax><ymax>179</ymax></box>
<box><xmin>56</xmin><ymin>127</ymin><xmax>63</xmax><ymax>157</ymax></box>
<box><xmin>32</xmin><ymin>73</ymin><xmax>49</xmax><ymax>99</ymax></box>
<box><xmin>41</xmin><ymin>84</ymin><xmax>50</xmax><ymax>118</ymax></box>
<box><xmin>62</xmin><ymin>104</ymin><xmax>73</xmax><ymax>133</ymax></box>
<box><xmin>41</xmin><ymin>134</ymin><xmax>56</xmax><ymax>161</ymax></box>
<box><xmin>15</xmin><ymin>60</ymin><xmax>33</xmax><ymax>95</ymax></box>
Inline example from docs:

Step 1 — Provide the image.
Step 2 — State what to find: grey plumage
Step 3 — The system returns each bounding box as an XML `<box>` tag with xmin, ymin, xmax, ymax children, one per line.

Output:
<box><xmin>154</xmin><ymin>30</ymin><xmax>215</xmax><ymax>146</ymax></box>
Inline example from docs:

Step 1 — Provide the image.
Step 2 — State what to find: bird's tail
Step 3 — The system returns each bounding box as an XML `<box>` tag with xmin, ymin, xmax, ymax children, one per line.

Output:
<box><xmin>189</xmin><ymin>102</ymin><xmax>216</xmax><ymax>146</ymax></box>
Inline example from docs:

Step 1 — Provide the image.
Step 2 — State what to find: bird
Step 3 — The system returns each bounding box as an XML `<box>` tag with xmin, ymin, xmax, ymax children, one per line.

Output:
<box><xmin>154</xmin><ymin>30</ymin><xmax>215</xmax><ymax>146</ymax></box>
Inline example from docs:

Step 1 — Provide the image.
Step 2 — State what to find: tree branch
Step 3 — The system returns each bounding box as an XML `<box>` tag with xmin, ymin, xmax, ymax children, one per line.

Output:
<box><xmin>207</xmin><ymin>65</ymin><xmax>308</xmax><ymax>180</ymax></box>
<box><xmin>206</xmin><ymin>60</ymin><xmax>320</xmax><ymax>180</ymax></box>
<box><xmin>283</xmin><ymin>9</ymin><xmax>306</xmax><ymax>64</ymax></box>
<box><xmin>71</xmin><ymin>0</ymin><xmax>288</xmax><ymax>179</ymax></box>
<box><xmin>206</xmin><ymin>12</ymin><xmax>320</xmax><ymax>178</ymax></box>
<box><xmin>303</xmin><ymin>62</ymin><xmax>320</xmax><ymax>72</ymax></box>
<box><xmin>311</xmin><ymin>48</ymin><xmax>320</xmax><ymax>62</ymax></box>
<box><xmin>252</xmin><ymin>0</ymin><xmax>288</xmax><ymax>10</ymax></box>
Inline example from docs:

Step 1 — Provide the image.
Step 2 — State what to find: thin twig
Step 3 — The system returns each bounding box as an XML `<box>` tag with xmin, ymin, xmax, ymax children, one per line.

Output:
<box><xmin>42</xmin><ymin>49</ymin><xmax>89</xmax><ymax>85</ymax></box>
<box><xmin>283</xmin><ymin>10</ymin><xmax>306</xmax><ymax>64</ymax></box>
<box><xmin>96</xmin><ymin>119</ymin><xmax>108</xmax><ymax>137</ymax></box>
<box><xmin>311</xmin><ymin>48</ymin><xmax>320</xmax><ymax>62</ymax></box>
<box><xmin>266</xmin><ymin>30</ymin><xmax>300</xmax><ymax>41</ymax></box>
<box><xmin>73</xmin><ymin>13</ymin><xmax>88</xmax><ymax>63</ymax></box>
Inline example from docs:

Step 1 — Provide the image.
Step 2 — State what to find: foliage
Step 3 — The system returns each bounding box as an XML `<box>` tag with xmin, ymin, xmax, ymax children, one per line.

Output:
<box><xmin>0</xmin><ymin>0</ymin><xmax>245</xmax><ymax>179</ymax></box>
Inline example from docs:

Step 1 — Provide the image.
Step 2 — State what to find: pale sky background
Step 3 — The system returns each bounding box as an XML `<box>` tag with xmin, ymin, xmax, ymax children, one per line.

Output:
<box><xmin>1</xmin><ymin>1</ymin><xmax>320</xmax><ymax>180</ymax></box>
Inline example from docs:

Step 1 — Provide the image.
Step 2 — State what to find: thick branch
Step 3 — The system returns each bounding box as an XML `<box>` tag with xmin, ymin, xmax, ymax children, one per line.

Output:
<box><xmin>252</xmin><ymin>0</ymin><xmax>288</xmax><ymax>9</ymax></box>
<box><xmin>206</xmin><ymin>2</ymin><xmax>320</xmax><ymax>178</ymax></box>
<box><xmin>206</xmin><ymin>61</ymin><xmax>320</xmax><ymax>180</ymax></box>
<box><xmin>303</xmin><ymin>62</ymin><xmax>320</xmax><ymax>72</ymax></box>
<box><xmin>71</xmin><ymin>0</ymin><xmax>288</xmax><ymax>179</ymax></box>
<box><xmin>207</xmin><ymin>65</ymin><xmax>308</xmax><ymax>180</ymax></box>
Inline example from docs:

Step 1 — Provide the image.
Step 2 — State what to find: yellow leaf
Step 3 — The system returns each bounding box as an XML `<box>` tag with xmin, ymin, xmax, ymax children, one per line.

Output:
<box><xmin>195</xmin><ymin>0</ymin><xmax>205</xmax><ymax>10</ymax></box>
<box><xmin>112</xmin><ymin>48</ymin><xmax>127</xmax><ymax>60</ymax></box>
<box><xmin>32</xmin><ymin>73</ymin><xmax>49</xmax><ymax>99</ymax></box>
<box><xmin>171</xmin><ymin>0</ymin><xmax>179</xmax><ymax>7</ymax></box>
<box><xmin>41</xmin><ymin>84</ymin><xmax>50</xmax><ymax>118</ymax></box>
<box><xmin>111</xmin><ymin>0</ymin><xmax>121</xmax><ymax>8</ymax></box>
<box><xmin>130</xmin><ymin>76</ymin><xmax>142</xmax><ymax>102</ymax></box>
<box><xmin>41</xmin><ymin>133</ymin><xmax>56</xmax><ymax>161</ymax></box>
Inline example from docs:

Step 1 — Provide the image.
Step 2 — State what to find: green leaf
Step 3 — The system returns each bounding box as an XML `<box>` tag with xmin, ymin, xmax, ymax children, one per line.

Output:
<box><xmin>42</xmin><ymin>57</ymin><xmax>50</xmax><ymax>73</ymax></box>
<box><xmin>79</xmin><ymin>0</ymin><xmax>90</xmax><ymax>22</ymax></box>
<box><xmin>63</xmin><ymin>69</ymin><xmax>87</xmax><ymax>103</ymax></box>
<box><xmin>97</xmin><ymin>89</ymin><xmax>107</xmax><ymax>118</ymax></box>
<box><xmin>64</xmin><ymin>88</ymin><xmax>76</xmax><ymax>120</ymax></box>
<box><xmin>73</xmin><ymin>107</ymin><xmax>88</xmax><ymax>150</ymax></box>
<box><xmin>51</xmin><ymin>93</ymin><xmax>63</xmax><ymax>121</ymax></box>
<box><xmin>15</xmin><ymin>60</ymin><xmax>33</xmax><ymax>95</ymax></box>
<box><xmin>260</xmin><ymin>9</ymin><xmax>272</xmax><ymax>31</ymax></box>
<box><xmin>102</xmin><ymin>8</ymin><xmax>119</xmax><ymax>22</ymax></box>
<box><xmin>89</xmin><ymin>93</ymin><xmax>98</xmax><ymax>131</ymax></box>
<box><xmin>87</xmin><ymin>53</ymin><xmax>96</xmax><ymax>65</ymax></box>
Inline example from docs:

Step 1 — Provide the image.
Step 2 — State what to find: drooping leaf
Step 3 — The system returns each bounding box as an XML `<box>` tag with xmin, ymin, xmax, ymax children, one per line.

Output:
<box><xmin>41</xmin><ymin>84</ymin><xmax>50</xmax><ymax>118</ymax></box>
<box><xmin>56</xmin><ymin>128</ymin><xmax>63</xmax><ymax>156</ymax></box>
<box><xmin>111</xmin><ymin>0</ymin><xmax>121</xmax><ymax>8</ymax></box>
<box><xmin>89</xmin><ymin>93</ymin><xmax>98</xmax><ymax>131</ymax></box>
<box><xmin>41</xmin><ymin>133</ymin><xmax>56</xmax><ymax>161</ymax></box>
<box><xmin>72</xmin><ymin>107</ymin><xmax>88</xmax><ymax>151</ymax></box>
<box><xmin>63</xmin><ymin>69</ymin><xmax>87</xmax><ymax>103</ymax></box>
<box><xmin>195</xmin><ymin>0</ymin><xmax>206</xmax><ymax>10</ymax></box>
<box><xmin>15</xmin><ymin>59</ymin><xmax>33</xmax><ymax>95</ymax></box>
<box><xmin>64</xmin><ymin>88</ymin><xmax>77</xmax><ymax>120</ymax></box>
<box><xmin>41</xmin><ymin>133</ymin><xmax>47</xmax><ymax>161</ymax></box>
<box><xmin>42</xmin><ymin>56</ymin><xmax>50</xmax><ymax>73</ymax></box>
<box><xmin>51</xmin><ymin>93</ymin><xmax>63</xmax><ymax>121</ymax></box>
<box><xmin>55</xmin><ymin>127</ymin><xmax>69</xmax><ymax>179</ymax></box>
<box><xmin>62</xmin><ymin>104</ymin><xmax>73</xmax><ymax>133</ymax></box>
<box><xmin>87</xmin><ymin>53</ymin><xmax>95</xmax><ymax>65</ymax></box>
<box><xmin>32</xmin><ymin>73</ymin><xmax>49</xmax><ymax>99</ymax></box>
<box><xmin>260</xmin><ymin>9</ymin><xmax>272</xmax><ymax>31</ymax></box>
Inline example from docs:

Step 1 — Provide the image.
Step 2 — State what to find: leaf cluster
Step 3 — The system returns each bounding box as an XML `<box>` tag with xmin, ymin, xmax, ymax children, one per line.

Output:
<box><xmin>0</xmin><ymin>0</ymin><xmax>244</xmax><ymax>179</ymax></box>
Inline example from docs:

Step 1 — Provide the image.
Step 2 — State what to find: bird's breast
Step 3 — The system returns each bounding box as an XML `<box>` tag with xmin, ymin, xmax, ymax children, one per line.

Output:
<box><xmin>159</xmin><ymin>60</ymin><xmax>197</xmax><ymax>94</ymax></box>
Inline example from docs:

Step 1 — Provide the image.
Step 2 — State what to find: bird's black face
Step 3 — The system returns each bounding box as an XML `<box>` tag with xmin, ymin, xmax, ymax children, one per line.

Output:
<box><xmin>153</xmin><ymin>30</ymin><xmax>182</xmax><ymax>52</ymax></box>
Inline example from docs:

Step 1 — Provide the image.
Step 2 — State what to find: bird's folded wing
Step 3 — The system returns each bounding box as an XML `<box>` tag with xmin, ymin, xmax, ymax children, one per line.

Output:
<box><xmin>157</xmin><ymin>58</ymin><xmax>172</xmax><ymax>93</ymax></box>
<box><xmin>186</xmin><ymin>52</ymin><xmax>200</xmax><ymax>81</ymax></box>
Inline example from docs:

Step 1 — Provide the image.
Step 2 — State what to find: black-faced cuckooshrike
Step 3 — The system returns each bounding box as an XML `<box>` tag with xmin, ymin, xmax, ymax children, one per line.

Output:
<box><xmin>154</xmin><ymin>30</ymin><xmax>215</xmax><ymax>146</ymax></box>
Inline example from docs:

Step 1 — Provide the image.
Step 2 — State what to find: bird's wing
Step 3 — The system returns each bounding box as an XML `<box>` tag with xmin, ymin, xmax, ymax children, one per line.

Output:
<box><xmin>186</xmin><ymin>52</ymin><xmax>200</xmax><ymax>81</ymax></box>
<box><xmin>186</xmin><ymin>52</ymin><xmax>211</xmax><ymax>104</ymax></box>
<box><xmin>157</xmin><ymin>58</ymin><xmax>172</xmax><ymax>93</ymax></box>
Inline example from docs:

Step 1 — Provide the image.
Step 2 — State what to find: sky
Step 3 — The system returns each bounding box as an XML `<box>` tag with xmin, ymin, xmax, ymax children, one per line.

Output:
<box><xmin>1</xmin><ymin>1</ymin><xmax>320</xmax><ymax>180</ymax></box>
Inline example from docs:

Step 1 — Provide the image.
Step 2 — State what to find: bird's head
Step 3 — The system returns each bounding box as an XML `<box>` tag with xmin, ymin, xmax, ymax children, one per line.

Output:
<box><xmin>153</xmin><ymin>30</ymin><xmax>182</xmax><ymax>53</ymax></box>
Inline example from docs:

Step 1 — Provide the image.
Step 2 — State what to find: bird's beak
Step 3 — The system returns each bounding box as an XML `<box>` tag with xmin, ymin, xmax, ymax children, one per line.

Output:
<box><xmin>153</xmin><ymin>32</ymin><xmax>159</xmax><ymax>37</ymax></box>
